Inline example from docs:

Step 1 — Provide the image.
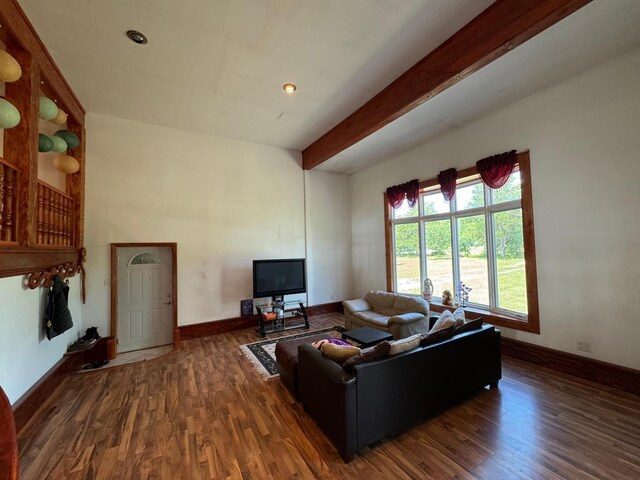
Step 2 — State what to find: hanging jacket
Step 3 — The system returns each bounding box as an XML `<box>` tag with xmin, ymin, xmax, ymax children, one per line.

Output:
<box><xmin>45</xmin><ymin>275</ymin><xmax>73</xmax><ymax>340</ymax></box>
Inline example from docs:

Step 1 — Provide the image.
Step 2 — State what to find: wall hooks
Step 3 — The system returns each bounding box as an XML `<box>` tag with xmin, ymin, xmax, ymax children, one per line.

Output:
<box><xmin>26</xmin><ymin>248</ymin><xmax>87</xmax><ymax>302</ymax></box>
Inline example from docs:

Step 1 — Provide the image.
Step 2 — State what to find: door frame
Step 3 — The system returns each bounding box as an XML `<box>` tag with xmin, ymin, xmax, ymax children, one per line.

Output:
<box><xmin>110</xmin><ymin>242</ymin><xmax>179</xmax><ymax>350</ymax></box>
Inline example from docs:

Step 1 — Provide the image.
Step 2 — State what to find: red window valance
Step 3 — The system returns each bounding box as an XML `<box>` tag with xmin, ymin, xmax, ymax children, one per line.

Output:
<box><xmin>477</xmin><ymin>150</ymin><xmax>517</xmax><ymax>189</ymax></box>
<box><xmin>437</xmin><ymin>168</ymin><xmax>458</xmax><ymax>201</ymax></box>
<box><xmin>386</xmin><ymin>179</ymin><xmax>419</xmax><ymax>209</ymax></box>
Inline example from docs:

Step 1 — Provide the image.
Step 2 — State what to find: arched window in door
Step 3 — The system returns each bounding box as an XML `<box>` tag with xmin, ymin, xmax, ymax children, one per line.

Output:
<box><xmin>128</xmin><ymin>252</ymin><xmax>162</xmax><ymax>266</ymax></box>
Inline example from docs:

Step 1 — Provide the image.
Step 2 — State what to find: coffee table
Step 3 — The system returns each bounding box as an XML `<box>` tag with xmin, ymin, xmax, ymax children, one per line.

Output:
<box><xmin>342</xmin><ymin>327</ymin><xmax>393</xmax><ymax>348</ymax></box>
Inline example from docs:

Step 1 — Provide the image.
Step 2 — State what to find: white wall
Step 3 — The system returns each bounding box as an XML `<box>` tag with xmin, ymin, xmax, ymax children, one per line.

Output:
<box><xmin>350</xmin><ymin>47</ymin><xmax>640</xmax><ymax>370</ymax></box>
<box><xmin>0</xmin><ymin>113</ymin><xmax>354</xmax><ymax>404</ymax></box>
<box><xmin>0</xmin><ymin>276</ymin><xmax>82</xmax><ymax>404</ymax></box>
<box><xmin>305</xmin><ymin>170</ymin><xmax>354</xmax><ymax>305</ymax></box>
<box><xmin>83</xmin><ymin>114</ymin><xmax>353</xmax><ymax>335</ymax></box>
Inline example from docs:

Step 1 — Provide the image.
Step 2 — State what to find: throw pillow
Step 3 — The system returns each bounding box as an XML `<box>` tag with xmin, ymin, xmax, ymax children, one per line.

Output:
<box><xmin>321</xmin><ymin>342</ymin><xmax>361</xmax><ymax>365</ymax></box>
<box><xmin>388</xmin><ymin>334</ymin><xmax>421</xmax><ymax>356</ymax></box>
<box><xmin>342</xmin><ymin>341</ymin><xmax>391</xmax><ymax>370</ymax></box>
<box><xmin>429</xmin><ymin>311</ymin><xmax>456</xmax><ymax>334</ymax></box>
<box><xmin>455</xmin><ymin>317</ymin><xmax>484</xmax><ymax>334</ymax></box>
<box><xmin>420</xmin><ymin>324</ymin><xmax>456</xmax><ymax>346</ymax></box>
<box><xmin>451</xmin><ymin>307</ymin><xmax>465</xmax><ymax>327</ymax></box>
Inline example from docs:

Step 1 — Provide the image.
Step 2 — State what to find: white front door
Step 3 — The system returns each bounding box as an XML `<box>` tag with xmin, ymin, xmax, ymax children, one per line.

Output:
<box><xmin>116</xmin><ymin>246</ymin><xmax>173</xmax><ymax>353</ymax></box>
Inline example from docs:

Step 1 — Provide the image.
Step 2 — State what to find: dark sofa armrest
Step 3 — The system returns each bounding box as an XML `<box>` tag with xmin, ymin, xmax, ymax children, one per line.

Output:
<box><xmin>298</xmin><ymin>344</ymin><xmax>358</xmax><ymax>461</ymax></box>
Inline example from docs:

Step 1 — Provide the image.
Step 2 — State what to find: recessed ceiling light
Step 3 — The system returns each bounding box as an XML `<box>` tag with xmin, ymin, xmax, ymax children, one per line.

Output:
<box><xmin>283</xmin><ymin>83</ymin><xmax>297</xmax><ymax>94</ymax></box>
<box><xmin>126</xmin><ymin>30</ymin><xmax>148</xmax><ymax>45</ymax></box>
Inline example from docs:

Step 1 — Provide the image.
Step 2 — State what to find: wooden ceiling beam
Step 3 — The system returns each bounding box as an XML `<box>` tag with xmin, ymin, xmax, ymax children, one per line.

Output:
<box><xmin>302</xmin><ymin>0</ymin><xmax>592</xmax><ymax>170</ymax></box>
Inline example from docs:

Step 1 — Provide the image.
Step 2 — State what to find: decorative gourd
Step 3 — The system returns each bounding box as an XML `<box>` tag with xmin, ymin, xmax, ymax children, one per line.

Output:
<box><xmin>52</xmin><ymin>108</ymin><xmax>68</xmax><ymax>125</ymax></box>
<box><xmin>50</xmin><ymin>135</ymin><xmax>67</xmax><ymax>153</ymax></box>
<box><xmin>39</xmin><ymin>96</ymin><xmax>58</xmax><ymax>120</ymax></box>
<box><xmin>54</xmin><ymin>130</ymin><xmax>80</xmax><ymax>149</ymax></box>
<box><xmin>39</xmin><ymin>133</ymin><xmax>54</xmax><ymax>152</ymax></box>
<box><xmin>0</xmin><ymin>50</ymin><xmax>22</xmax><ymax>82</ymax></box>
<box><xmin>53</xmin><ymin>155</ymin><xmax>79</xmax><ymax>174</ymax></box>
<box><xmin>0</xmin><ymin>98</ymin><xmax>20</xmax><ymax>129</ymax></box>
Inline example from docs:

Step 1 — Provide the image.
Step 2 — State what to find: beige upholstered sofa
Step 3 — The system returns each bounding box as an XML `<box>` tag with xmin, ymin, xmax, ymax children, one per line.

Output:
<box><xmin>342</xmin><ymin>291</ymin><xmax>430</xmax><ymax>339</ymax></box>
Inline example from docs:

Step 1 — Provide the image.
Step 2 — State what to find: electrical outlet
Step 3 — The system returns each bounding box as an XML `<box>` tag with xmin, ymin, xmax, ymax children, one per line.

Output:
<box><xmin>577</xmin><ymin>341</ymin><xmax>592</xmax><ymax>353</ymax></box>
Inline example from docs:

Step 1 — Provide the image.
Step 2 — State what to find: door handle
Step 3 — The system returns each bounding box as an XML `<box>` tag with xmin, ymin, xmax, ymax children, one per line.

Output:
<box><xmin>163</xmin><ymin>301</ymin><xmax>172</xmax><ymax>305</ymax></box>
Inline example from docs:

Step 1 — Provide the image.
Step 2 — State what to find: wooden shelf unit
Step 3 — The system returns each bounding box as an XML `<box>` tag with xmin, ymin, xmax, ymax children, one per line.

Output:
<box><xmin>0</xmin><ymin>0</ymin><xmax>86</xmax><ymax>283</ymax></box>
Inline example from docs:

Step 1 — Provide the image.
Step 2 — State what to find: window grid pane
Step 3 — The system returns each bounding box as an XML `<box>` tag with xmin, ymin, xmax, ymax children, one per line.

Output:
<box><xmin>392</xmin><ymin>198</ymin><xmax>418</xmax><ymax>219</ymax></box>
<box><xmin>394</xmin><ymin>223</ymin><xmax>420</xmax><ymax>294</ymax></box>
<box><xmin>457</xmin><ymin>215</ymin><xmax>489</xmax><ymax>306</ymax></box>
<box><xmin>424</xmin><ymin>219</ymin><xmax>453</xmax><ymax>299</ymax></box>
<box><xmin>491</xmin><ymin>170</ymin><xmax>522</xmax><ymax>205</ymax></box>
<box><xmin>422</xmin><ymin>191</ymin><xmax>450</xmax><ymax>215</ymax></box>
<box><xmin>494</xmin><ymin>209</ymin><xmax>527</xmax><ymax>313</ymax></box>
<box><xmin>455</xmin><ymin>182</ymin><xmax>484</xmax><ymax>211</ymax></box>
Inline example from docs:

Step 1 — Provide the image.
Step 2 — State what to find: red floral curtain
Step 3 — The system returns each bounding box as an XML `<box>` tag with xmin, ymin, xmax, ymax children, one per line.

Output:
<box><xmin>386</xmin><ymin>179</ymin><xmax>419</xmax><ymax>209</ymax></box>
<box><xmin>437</xmin><ymin>168</ymin><xmax>458</xmax><ymax>201</ymax></box>
<box><xmin>477</xmin><ymin>150</ymin><xmax>517</xmax><ymax>189</ymax></box>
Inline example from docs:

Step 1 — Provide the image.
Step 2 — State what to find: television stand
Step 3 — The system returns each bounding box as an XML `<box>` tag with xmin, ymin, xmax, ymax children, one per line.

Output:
<box><xmin>255</xmin><ymin>300</ymin><xmax>309</xmax><ymax>337</ymax></box>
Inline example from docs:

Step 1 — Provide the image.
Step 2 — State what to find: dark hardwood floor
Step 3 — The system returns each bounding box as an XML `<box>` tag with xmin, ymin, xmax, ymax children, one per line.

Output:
<box><xmin>17</xmin><ymin>314</ymin><xmax>640</xmax><ymax>479</ymax></box>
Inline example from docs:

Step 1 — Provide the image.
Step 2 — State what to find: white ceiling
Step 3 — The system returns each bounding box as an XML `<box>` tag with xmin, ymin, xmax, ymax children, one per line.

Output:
<box><xmin>18</xmin><ymin>0</ymin><xmax>640</xmax><ymax>174</ymax></box>
<box><xmin>319</xmin><ymin>0</ymin><xmax>640</xmax><ymax>174</ymax></box>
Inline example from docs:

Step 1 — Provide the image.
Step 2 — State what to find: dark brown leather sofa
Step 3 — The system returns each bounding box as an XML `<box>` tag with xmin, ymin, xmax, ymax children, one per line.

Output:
<box><xmin>298</xmin><ymin>324</ymin><xmax>501</xmax><ymax>462</ymax></box>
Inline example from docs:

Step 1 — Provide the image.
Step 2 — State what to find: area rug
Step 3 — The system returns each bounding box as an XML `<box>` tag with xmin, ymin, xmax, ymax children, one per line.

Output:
<box><xmin>240</xmin><ymin>326</ymin><xmax>344</xmax><ymax>379</ymax></box>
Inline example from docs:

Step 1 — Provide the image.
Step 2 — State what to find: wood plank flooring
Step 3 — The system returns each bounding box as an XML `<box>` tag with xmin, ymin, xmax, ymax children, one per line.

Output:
<box><xmin>17</xmin><ymin>314</ymin><xmax>640</xmax><ymax>479</ymax></box>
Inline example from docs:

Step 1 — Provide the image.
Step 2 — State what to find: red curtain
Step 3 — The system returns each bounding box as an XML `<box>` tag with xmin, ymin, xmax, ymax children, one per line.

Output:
<box><xmin>405</xmin><ymin>180</ymin><xmax>419</xmax><ymax>207</ymax></box>
<box><xmin>437</xmin><ymin>168</ymin><xmax>458</xmax><ymax>201</ymax></box>
<box><xmin>386</xmin><ymin>179</ymin><xmax>419</xmax><ymax>209</ymax></box>
<box><xmin>477</xmin><ymin>150</ymin><xmax>517</xmax><ymax>189</ymax></box>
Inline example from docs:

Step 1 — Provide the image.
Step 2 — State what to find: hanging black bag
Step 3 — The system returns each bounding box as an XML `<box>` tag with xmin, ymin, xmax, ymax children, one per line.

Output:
<box><xmin>45</xmin><ymin>275</ymin><xmax>73</xmax><ymax>340</ymax></box>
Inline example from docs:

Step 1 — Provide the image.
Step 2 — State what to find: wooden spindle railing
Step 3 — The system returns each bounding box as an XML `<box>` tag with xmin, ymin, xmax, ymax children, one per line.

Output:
<box><xmin>36</xmin><ymin>181</ymin><xmax>75</xmax><ymax>247</ymax></box>
<box><xmin>0</xmin><ymin>159</ymin><xmax>18</xmax><ymax>243</ymax></box>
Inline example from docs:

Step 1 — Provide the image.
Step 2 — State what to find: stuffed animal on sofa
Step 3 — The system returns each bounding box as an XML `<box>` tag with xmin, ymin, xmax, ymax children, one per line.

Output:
<box><xmin>442</xmin><ymin>289</ymin><xmax>454</xmax><ymax>306</ymax></box>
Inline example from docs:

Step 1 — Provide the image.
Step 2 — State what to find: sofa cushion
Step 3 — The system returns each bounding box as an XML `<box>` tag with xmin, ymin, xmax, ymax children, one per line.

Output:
<box><xmin>455</xmin><ymin>317</ymin><xmax>484</xmax><ymax>334</ymax></box>
<box><xmin>388</xmin><ymin>334</ymin><xmax>421</xmax><ymax>355</ymax></box>
<box><xmin>429</xmin><ymin>313</ymin><xmax>456</xmax><ymax>333</ymax></box>
<box><xmin>321</xmin><ymin>342</ymin><xmax>361</xmax><ymax>365</ymax></box>
<box><xmin>393</xmin><ymin>294</ymin><xmax>429</xmax><ymax>315</ymax></box>
<box><xmin>364</xmin><ymin>291</ymin><xmax>396</xmax><ymax>311</ymax></box>
<box><xmin>353</xmin><ymin>311</ymin><xmax>391</xmax><ymax>327</ymax></box>
<box><xmin>342</xmin><ymin>298</ymin><xmax>371</xmax><ymax>314</ymax></box>
<box><xmin>342</xmin><ymin>341</ymin><xmax>391</xmax><ymax>370</ymax></box>
<box><xmin>451</xmin><ymin>307</ymin><xmax>466</xmax><ymax>327</ymax></box>
<box><xmin>420</xmin><ymin>324</ymin><xmax>456</xmax><ymax>346</ymax></box>
<box><xmin>387</xmin><ymin>312</ymin><xmax>426</xmax><ymax>325</ymax></box>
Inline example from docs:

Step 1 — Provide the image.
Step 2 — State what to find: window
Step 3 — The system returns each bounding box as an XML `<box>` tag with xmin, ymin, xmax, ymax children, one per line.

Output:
<box><xmin>385</xmin><ymin>152</ymin><xmax>539</xmax><ymax>333</ymax></box>
<box><xmin>129</xmin><ymin>252</ymin><xmax>162</xmax><ymax>266</ymax></box>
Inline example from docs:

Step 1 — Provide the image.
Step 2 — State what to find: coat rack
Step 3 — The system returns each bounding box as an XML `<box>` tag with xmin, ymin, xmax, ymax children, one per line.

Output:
<box><xmin>26</xmin><ymin>247</ymin><xmax>86</xmax><ymax>303</ymax></box>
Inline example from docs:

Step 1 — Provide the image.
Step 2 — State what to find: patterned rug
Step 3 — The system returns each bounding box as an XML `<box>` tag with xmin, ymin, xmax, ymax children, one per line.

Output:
<box><xmin>240</xmin><ymin>326</ymin><xmax>344</xmax><ymax>379</ymax></box>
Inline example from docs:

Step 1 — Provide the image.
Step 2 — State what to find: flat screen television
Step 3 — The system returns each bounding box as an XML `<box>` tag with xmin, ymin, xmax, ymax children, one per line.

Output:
<box><xmin>253</xmin><ymin>258</ymin><xmax>306</xmax><ymax>299</ymax></box>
